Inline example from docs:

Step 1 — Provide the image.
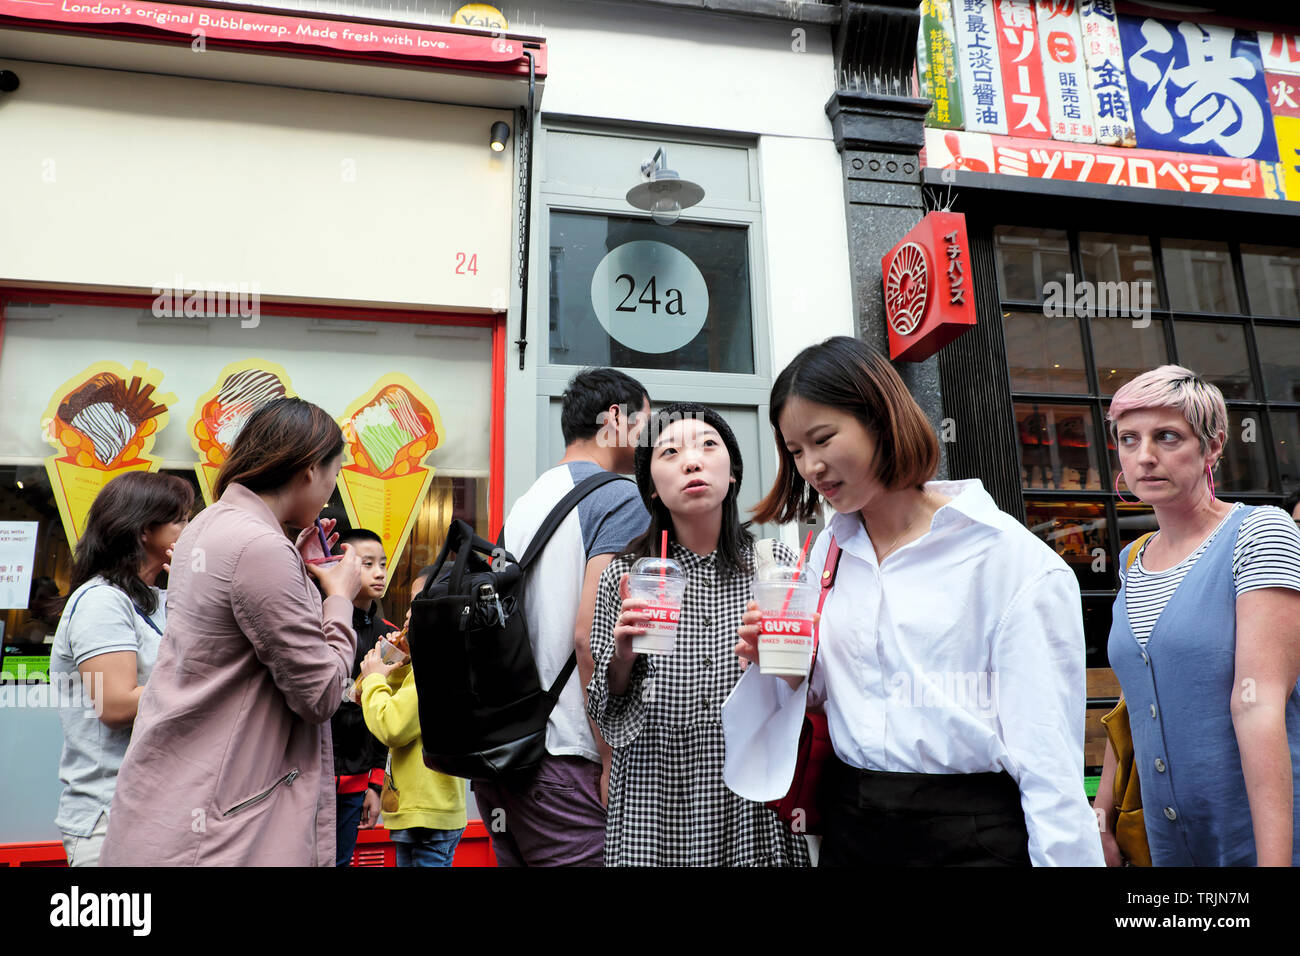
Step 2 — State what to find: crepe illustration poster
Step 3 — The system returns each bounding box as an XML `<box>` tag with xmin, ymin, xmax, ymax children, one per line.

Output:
<box><xmin>336</xmin><ymin>374</ymin><xmax>444</xmax><ymax>581</ymax></box>
<box><xmin>189</xmin><ymin>360</ymin><xmax>298</xmax><ymax>506</ymax></box>
<box><xmin>42</xmin><ymin>361</ymin><xmax>174</xmax><ymax>546</ymax></box>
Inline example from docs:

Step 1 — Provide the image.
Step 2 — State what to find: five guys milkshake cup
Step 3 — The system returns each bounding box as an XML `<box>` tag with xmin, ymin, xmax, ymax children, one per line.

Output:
<box><xmin>753</xmin><ymin>565</ymin><xmax>819</xmax><ymax>676</ymax></box>
<box><xmin>628</xmin><ymin>553</ymin><xmax>686</xmax><ymax>655</ymax></box>
<box><xmin>753</xmin><ymin>530</ymin><xmax>818</xmax><ymax>677</ymax></box>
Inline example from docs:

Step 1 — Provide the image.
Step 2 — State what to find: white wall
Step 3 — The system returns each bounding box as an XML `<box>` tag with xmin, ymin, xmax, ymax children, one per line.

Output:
<box><xmin>0</xmin><ymin>59</ymin><xmax>515</xmax><ymax>311</ymax></box>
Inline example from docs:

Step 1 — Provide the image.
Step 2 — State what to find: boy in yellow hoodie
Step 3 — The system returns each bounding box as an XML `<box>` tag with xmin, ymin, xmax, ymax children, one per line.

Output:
<box><xmin>357</xmin><ymin>566</ymin><xmax>467</xmax><ymax>866</ymax></box>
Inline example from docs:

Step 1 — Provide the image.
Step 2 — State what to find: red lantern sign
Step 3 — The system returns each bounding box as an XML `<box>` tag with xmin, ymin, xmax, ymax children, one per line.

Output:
<box><xmin>880</xmin><ymin>211</ymin><xmax>976</xmax><ymax>362</ymax></box>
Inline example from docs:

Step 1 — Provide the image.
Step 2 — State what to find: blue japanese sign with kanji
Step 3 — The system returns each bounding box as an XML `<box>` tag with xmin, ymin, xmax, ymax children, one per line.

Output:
<box><xmin>1118</xmin><ymin>14</ymin><xmax>1279</xmax><ymax>162</ymax></box>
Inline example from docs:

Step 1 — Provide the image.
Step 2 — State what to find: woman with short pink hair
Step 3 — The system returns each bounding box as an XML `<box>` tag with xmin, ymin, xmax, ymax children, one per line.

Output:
<box><xmin>1098</xmin><ymin>364</ymin><xmax>1300</xmax><ymax>866</ymax></box>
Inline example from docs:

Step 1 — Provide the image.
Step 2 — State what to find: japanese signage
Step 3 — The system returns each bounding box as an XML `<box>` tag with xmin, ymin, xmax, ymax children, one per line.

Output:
<box><xmin>1118</xmin><ymin>15</ymin><xmax>1278</xmax><ymax>161</ymax></box>
<box><xmin>920</xmin><ymin>2</ymin><xmax>1300</xmax><ymax>200</ymax></box>
<box><xmin>1260</xmin><ymin>31</ymin><xmax>1300</xmax><ymax>204</ymax></box>
<box><xmin>0</xmin><ymin>523</ymin><xmax>38</xmax><ymax>610</ymax></box>
<box><xmin>1036</xmin><ymin>0</ymin><xmax>1096</xmax><ymax>143</ymax></box>
<box><xmin>994</xmin><ymin>1</ymin><xmax>1050</xmax><ymax>139</ymax></box>
<box><xmin>1079</xmin><ymin>0</ymin><xmax>1136</xmax><ymax>146</ymax></box>
<box><xmin>880</xmin><ymin>212</ymin><xmax>977</xmax><ymax>363</ymax></box>
<box><xmin>919</xmin><ymin>0</ymin><xmax>965</xmax><ymax>130</ymax></box>
<box><xmin>953</xmin><ymin>0</ymin><xmax>1009</xmax><ymax>134</ymax></box>
<box><xmin>926</xmin><ymin>126</ymin><xmax>1284</xmax><ymax>199</ymax></box>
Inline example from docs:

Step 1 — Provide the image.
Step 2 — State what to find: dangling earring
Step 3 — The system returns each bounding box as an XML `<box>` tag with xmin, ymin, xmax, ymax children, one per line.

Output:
<box><xmin>1114</xmin><ymin>471</ymin><xmax>1134</xmax><ymax>504</ymax></box>
<box><xmin>1207</xmin><ymin>463</ymin><xmax>1216</xmax><ymax>502</ymax></box>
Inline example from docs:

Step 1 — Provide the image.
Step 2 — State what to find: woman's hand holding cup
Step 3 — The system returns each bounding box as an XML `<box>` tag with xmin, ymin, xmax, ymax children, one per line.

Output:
<box><xmin>735</xmin><ymin>600</ymin><xmax>818</xmax><ymax>691</ymax></box>
<box><xmin>307</xmin><ymin>543</ymin><xmax>365</xmax><ymax>602</ymax></box>
<box><xmin>612</xmin><ymin>575</ymin><xmax>648</xmax><ymax>665</ymax></box>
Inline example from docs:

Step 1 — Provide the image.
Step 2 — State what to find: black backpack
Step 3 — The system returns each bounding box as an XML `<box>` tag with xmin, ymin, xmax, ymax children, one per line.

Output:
<box><xmin>408</xmin><ymin>471</ymin><xmax>629</xmax><ymax>782</ymax></box>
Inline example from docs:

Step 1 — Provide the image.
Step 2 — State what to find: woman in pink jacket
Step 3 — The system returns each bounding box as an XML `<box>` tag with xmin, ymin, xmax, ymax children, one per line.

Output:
<box><xmin>100</xmin><ymin>398</ymin><xmax>364</xmax><ymax>866</ymax></box>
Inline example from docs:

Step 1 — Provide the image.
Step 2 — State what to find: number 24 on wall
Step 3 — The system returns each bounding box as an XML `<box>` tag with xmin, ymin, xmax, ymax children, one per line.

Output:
<box><xmin>454</xmin><ymin>253</ymin><xmax>479</xmax><ymax>275</ymax></box>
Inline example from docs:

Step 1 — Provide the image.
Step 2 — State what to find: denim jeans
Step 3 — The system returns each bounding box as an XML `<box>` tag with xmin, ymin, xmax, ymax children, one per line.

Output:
<box><xmin>392</xmin><ymin>827</ymin><xmax>464</xmax><ymax>867</ymax></box>
<box><xmin>335</xmin><ymin>791</ymin><xmax>367</xmax><ymax>867</ymax></box>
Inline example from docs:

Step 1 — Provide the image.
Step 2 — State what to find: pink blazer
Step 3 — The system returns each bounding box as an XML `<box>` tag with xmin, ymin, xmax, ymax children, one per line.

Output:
<box><xmin>100</xmin><ymin>483</ymin><xmax>356</xmax><ymax>866</ymax></box>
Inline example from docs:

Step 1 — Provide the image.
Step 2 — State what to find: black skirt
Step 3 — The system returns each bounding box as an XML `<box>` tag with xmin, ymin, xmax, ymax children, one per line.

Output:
<box><xmin>819</xmin><ymin>757</ymin><xmax>1031</xmax><ymax>867</ymax></box>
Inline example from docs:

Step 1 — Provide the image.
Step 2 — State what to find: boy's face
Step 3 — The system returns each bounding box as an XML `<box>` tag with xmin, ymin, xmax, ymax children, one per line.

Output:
<box><xmin>351</xmin><ymin>540</ymin><xmax>388</xmax><ymax>601</ymax></box>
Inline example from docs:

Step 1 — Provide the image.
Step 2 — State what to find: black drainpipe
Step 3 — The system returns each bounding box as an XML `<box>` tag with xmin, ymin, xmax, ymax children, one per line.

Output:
<box><xmin>516</xmin><ymin>50</ymin><xmax>536</xmax><ymax>370</ymax></box>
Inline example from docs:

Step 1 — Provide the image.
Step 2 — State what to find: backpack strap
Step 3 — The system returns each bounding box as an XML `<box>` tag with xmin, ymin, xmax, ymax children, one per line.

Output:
<box><xmin>518</xmin><ymin>470</ymin><xmax>633</xmax><ymax>701</ymax></box>
<box><xmin>517</xmin><ymin>471</ymin><xmax>632</xmax><ymax>571</ymax></box>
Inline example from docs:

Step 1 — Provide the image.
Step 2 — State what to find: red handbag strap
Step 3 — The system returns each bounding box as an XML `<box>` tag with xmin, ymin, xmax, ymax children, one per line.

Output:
<box><xmin>809</xmin><ymin>536</ymin><xmax>841</xmax><ymax>681</ymax></box>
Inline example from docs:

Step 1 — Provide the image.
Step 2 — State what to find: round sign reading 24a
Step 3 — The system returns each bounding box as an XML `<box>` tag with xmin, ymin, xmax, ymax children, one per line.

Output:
<box><xmin>589</xmin><ymin>241</ymin><xmax>709</xmax><ymax>354</ymax></box>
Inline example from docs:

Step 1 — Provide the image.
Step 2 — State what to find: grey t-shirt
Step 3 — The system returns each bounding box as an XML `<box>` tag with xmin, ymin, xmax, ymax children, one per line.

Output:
<box><xmin>51</xmin><ymin>576</ymin><xmax>164</xmax><ymax>837</ymax></box>
<box><xmin>503</xmin><ymin>461</ymin><xmax>648</xmax><ymax>762</ymax></box>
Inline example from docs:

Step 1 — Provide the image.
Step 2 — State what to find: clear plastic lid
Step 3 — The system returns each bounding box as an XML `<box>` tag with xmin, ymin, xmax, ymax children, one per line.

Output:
<box><xmin>755</xmin><ymin>563</ymin><xmax>812</xmax><ymax>586</ymax></box>
<box><xmin>630</xmin><ymin>556</ymin><xmax>684</xmax><ymax>580</ymax></box>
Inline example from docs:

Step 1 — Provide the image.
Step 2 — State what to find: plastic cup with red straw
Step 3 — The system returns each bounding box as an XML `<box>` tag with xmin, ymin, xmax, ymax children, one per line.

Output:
<box><xmin>628</xmin><ymin>529</ymin><xmax>685</xmax><ymax>655</ymax></box>
<box><xmin>756</xmin><ymin>529</ymin><xmax>819</xmax><ymax>676</ymax></box>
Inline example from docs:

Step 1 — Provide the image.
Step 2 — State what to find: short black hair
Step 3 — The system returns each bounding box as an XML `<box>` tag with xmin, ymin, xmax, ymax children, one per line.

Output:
<box><xmin>337</xmin><ymin>528</ymin><xmax>383</xmax><ymax>550</ymax></box>
<box><xmin>560</xmin><ymin>367</ymin><xmax>649</xmax><ymax>446</ymax></box>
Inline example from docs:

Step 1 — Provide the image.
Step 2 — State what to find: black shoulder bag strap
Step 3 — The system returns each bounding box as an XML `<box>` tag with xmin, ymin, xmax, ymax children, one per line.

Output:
<box><xmin>515</xmin><ymin>470</ymin><xmax>633</xmax><ymax>700</ymax></box>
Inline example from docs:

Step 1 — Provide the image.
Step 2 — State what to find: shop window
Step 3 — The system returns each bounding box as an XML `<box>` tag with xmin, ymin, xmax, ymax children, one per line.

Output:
<box><xmin>1002</xmin><ymin>311</ymin><xmax>1088</xmax><ymax>393</ymax></box>
<box><xmin>1024</xmin><ymin>499</ymin><xmax>1113</xmax><ymax>590</ymax></box>
<box><xmin>1114</xmin><ymin>502</ymin><xmax>1158</xmax><ymax>551</ymax></box>
<box><xmin>1079</xmin><ymin>233</ymin><xmax>1158</xmax><ymax>303</ymax></box>
<box><xmin>1269</xmin><ymin>411</ymin><xmax>1300</xmax><ymax>497</ymax></box>
<box><xmin>1218</xmin><ymin>408</ymin><xmax>1274</xmax><ymax>494</ymax></box>
<box><xmin>1161</xmin><ymin>238</ymin><xmax>1240</xmax><ymax>314</ymax></box>
<box><xmin>0</xmin><ymin>465</ymin><xmax>200</xmax><ymax>678</ymax></box>
<box><xmin>993</xmin><ymin>226</ymin><xmax>1070</xmax><ymax>302</ymax></box>
<box><xmin>547</xmin><ymin>211</ymin><xmax>754</xmax><ymax>374</ymax></box>
<box><xmin>1172</xmin><ymin>321</ymin><xmax>1256</xmax><ymax>399</ymax></box>
<box><xmin>1241</xmin><ymin>244</ymin><xmax>1300</xmax><ymax>318</ymax></box>
<box><xmin>1015</xmin><ymin>403</ymin><xmax>1101</xmax><ymax>491</ymax></box>
<box><xmin>1082</xmin><ymin>595</ymin><xmax>1117</xmax><ymax>670</ymax></box>
<box><xmin>1090</xmin><ymin>317</ymin><xmax>1168</xmax><ymax>397</ymax></box>
<box><xmin>1256</xmin><ymin>325</ymin><xmax>1300</xmax><ymax>403</ymax></box>
<box><xmin>0</xmin><ymin>303</ymin><xmax>495</xmax><ymax>669</ymax></box>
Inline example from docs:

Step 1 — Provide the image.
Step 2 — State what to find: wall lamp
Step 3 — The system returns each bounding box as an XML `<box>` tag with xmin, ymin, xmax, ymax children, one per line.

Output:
<box><xmin>490</xmin><ymin>121</ymin><xmax>510</xmax><ymax>153</ymax></box>
<box><xmin>626</xmin><ymin>147</ymin><xmax>704</xmax><ymax>226</ymax></box>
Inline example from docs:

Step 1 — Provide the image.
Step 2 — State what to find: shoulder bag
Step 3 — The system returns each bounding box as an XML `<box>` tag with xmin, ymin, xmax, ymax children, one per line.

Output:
<box><xmin>1099</xmin><ymin>531</ymin><xmax>1155</xmax><ymax>867</ymax></box>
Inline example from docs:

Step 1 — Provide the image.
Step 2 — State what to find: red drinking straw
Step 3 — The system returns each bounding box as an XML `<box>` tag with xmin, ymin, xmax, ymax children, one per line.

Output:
<box><xmin>659</xmin><ymin>529</ymin><xmax>669</xmax><ymax>596</ymax></box>
<box><xmin>779</xmin><ymin>530</ymin><xmax>816</xmax><ymax>615</ymax></box>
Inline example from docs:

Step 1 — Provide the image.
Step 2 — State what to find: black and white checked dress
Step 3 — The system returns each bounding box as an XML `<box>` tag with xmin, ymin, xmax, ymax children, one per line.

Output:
<box><xmin>587</xmin><ymin>541</ymin><xmax>811</xmax><ymax>867</ymax></box>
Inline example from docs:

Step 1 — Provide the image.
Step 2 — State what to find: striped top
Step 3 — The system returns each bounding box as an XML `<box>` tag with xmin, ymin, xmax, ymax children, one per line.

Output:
<box><xmin>1122</xmin><ymin>504</ymin><xmax>1300</xmax><ymax>646</ymax></box>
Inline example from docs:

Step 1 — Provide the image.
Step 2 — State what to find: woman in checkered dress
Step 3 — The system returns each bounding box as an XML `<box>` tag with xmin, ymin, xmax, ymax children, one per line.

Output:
<box><xmin>587</xmin><ymin>402</ymin><xmax>810</xmax><ymax>867</ymax></box>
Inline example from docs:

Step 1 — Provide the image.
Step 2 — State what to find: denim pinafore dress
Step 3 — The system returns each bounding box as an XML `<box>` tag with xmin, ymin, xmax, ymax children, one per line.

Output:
<box><xmin>1109</xmin><ymin>505</ymin><xmax>1300</xmax><ymax>866</ymax></box>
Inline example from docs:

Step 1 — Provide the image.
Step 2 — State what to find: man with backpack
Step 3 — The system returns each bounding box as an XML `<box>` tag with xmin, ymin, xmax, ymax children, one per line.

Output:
<box><xmin>473</xmin><ymin>367</ymin><xmax>650</xmax><ymax>866</ymax></box>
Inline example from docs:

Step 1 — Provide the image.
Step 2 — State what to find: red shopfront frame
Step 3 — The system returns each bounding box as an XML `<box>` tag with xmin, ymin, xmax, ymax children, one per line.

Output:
<box><xmin>0</xmin><ymin>290</ymin><xmax>506</xmax><ymax>867</ymax></box>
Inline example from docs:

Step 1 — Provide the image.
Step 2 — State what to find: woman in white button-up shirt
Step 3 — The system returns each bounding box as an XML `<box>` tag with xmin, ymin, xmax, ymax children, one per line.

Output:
<box><xmin>722</xmin><ymin>336</ymin><xmax>1104</xmax><ymax>866</ymax></box>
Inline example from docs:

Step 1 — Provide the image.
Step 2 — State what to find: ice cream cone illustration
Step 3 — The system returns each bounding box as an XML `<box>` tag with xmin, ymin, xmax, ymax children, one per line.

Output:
<box><xmin>188</xmin><ymin>360</ymin><xmax>296</xmax><ymax>506</ymax></box>
<box><xmin>42</xmin><ymin>361</ymin><xmax>174</xmax><ymax>546</ymax></box>
<box><xmin>336</xmin><ymin>375</ymin><xmax>445</xmax><ymax>581</ymax></box>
